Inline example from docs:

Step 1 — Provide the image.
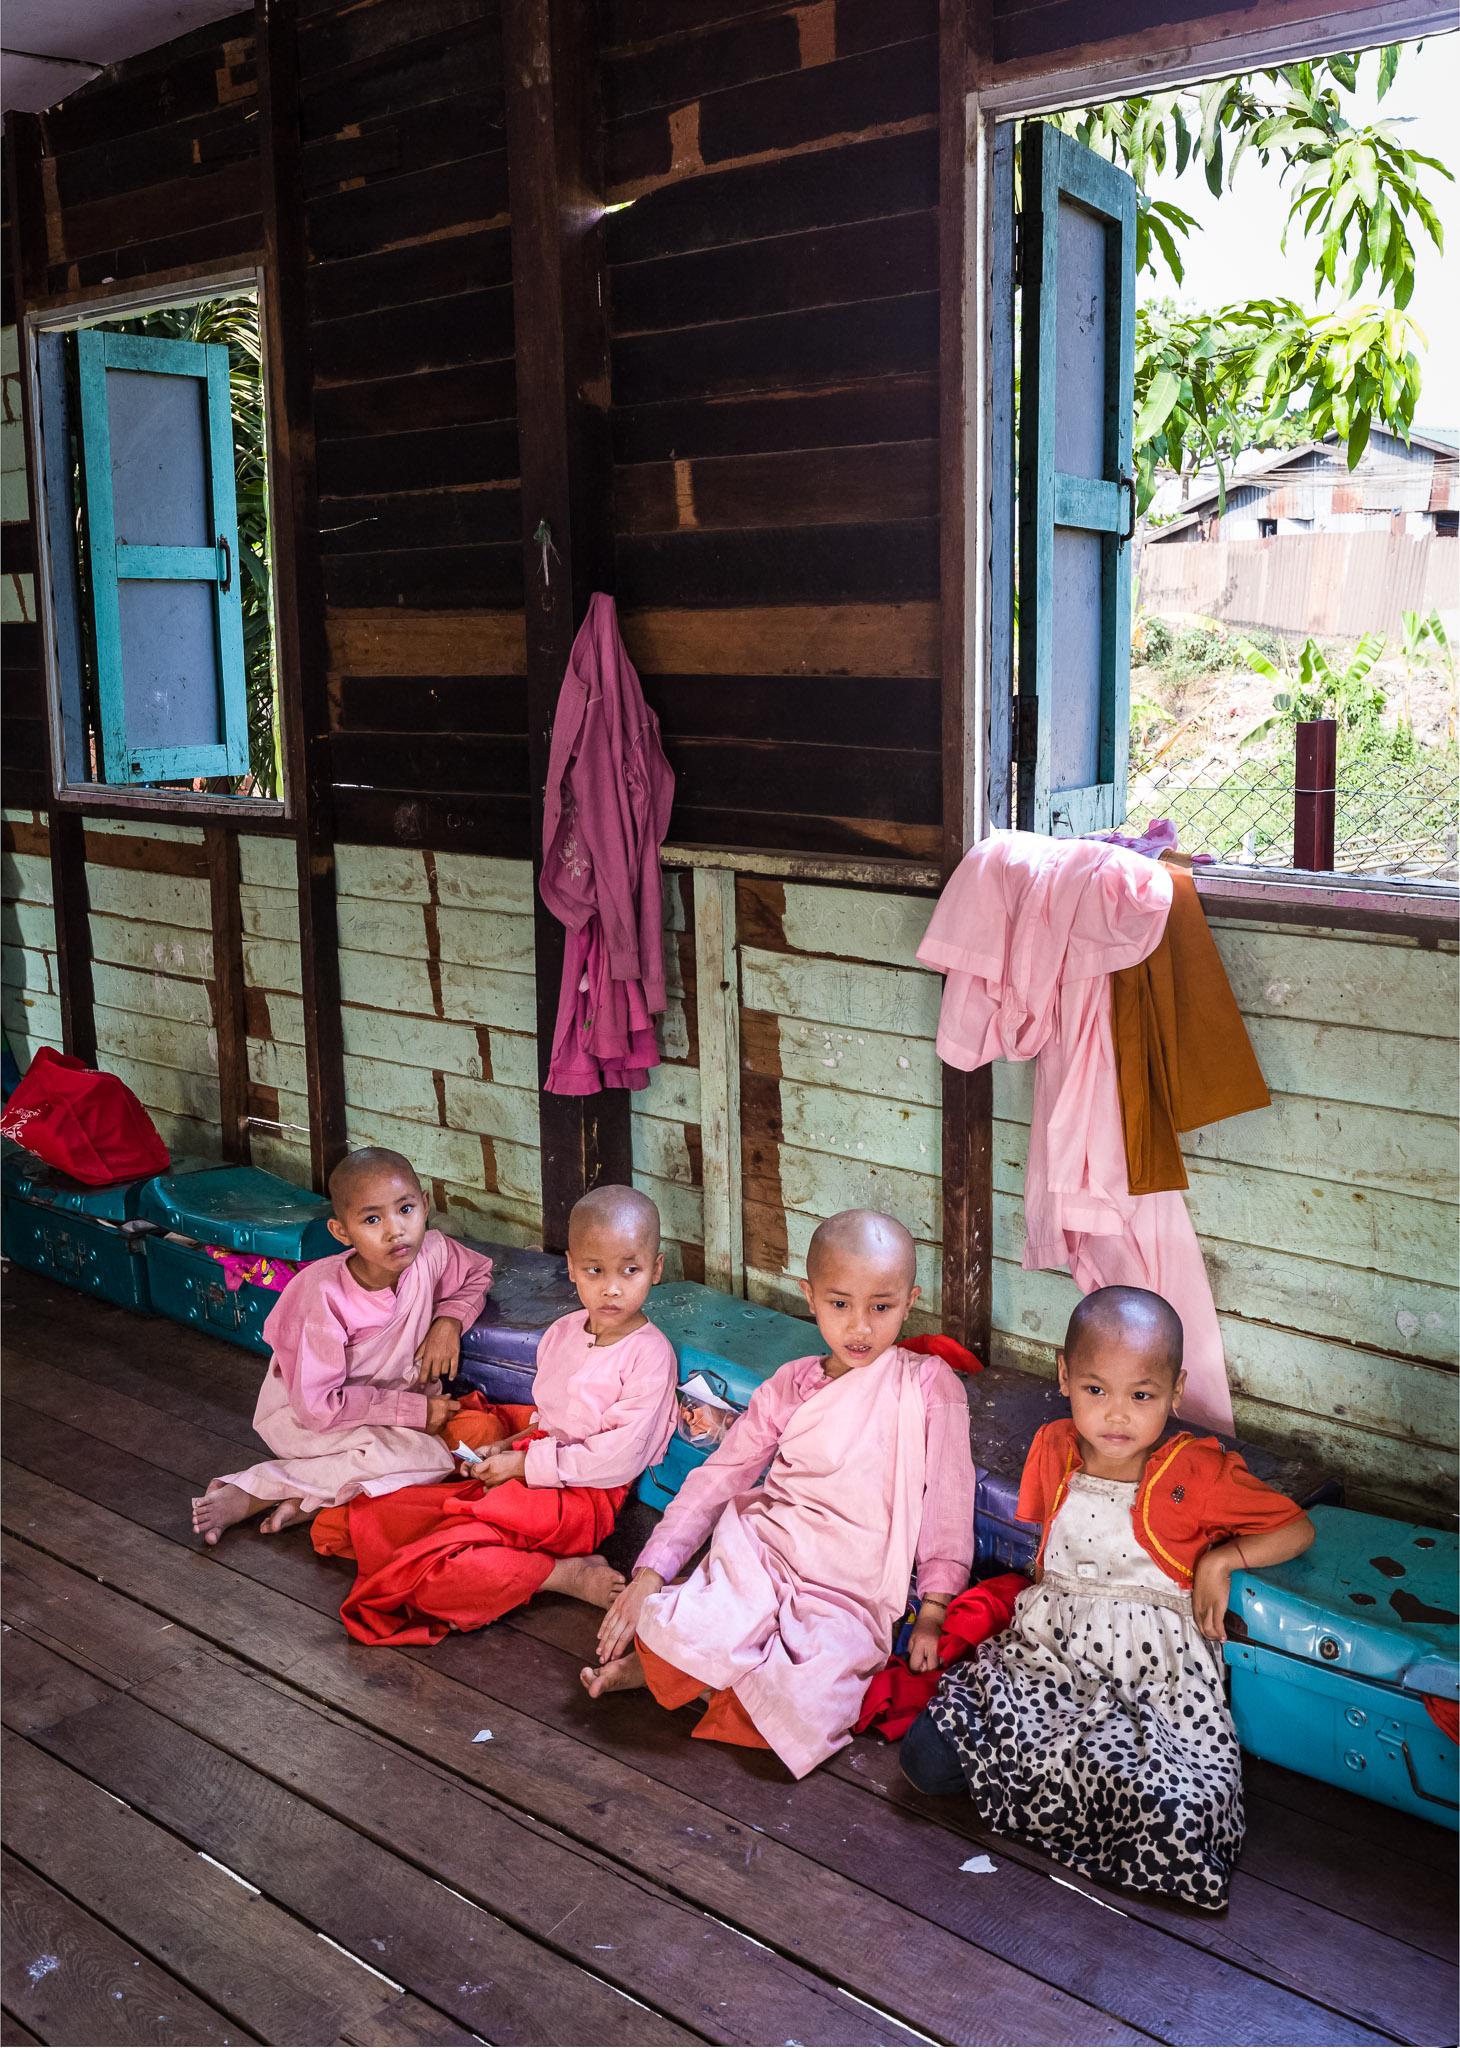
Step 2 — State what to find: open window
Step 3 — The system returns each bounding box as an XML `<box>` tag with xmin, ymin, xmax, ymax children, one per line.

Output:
<box><xmin>28</xmin><ymin>284</ymin><xmax>281</xmax><ymax>806</ymax></box>
<box><xmin>1014</xmin><ymin>123</ymin><xmax>1138</xmax><ymax>836</ymax></box>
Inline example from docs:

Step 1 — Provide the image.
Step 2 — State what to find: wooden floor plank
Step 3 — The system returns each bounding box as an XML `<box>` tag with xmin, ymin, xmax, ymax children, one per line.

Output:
<box><xmin>1</xmin><ymin>1732</ymin><xmax>472</xmax><ymax>2047</ymax></box>
<box><xmin>2</xmin><ymin>1631</ymin><xmax>699</xmax><ymax>2048</ymax></box>
<box><xmin>1</xmin><ymin>1850</ymin><xmax>256</xmax><ymax>2047</ymax></box>
<box><xmin>1242</xmin><ymin>1754</ymin><xmax>1459</xmax><ymax>1877</ymax></box>
<box><xmin>5</xmin><ymin>1275</ymin><xmax>1454</xmax><ymax>2048</ymax></box>
<box><xmin>472</xmin><ymin>1599</ymin><xmax>1444</xmax><ymax>2048</ymax></box>
<box><xmin>0</xmin><ymin>1461</ymin><xmax>1150</xmax><ymax>2048</ymax></box>
<box><xmin>0</xmin><ymin>1545</ymin><xmax>919</xmax><ymax>2048</ymax></box>
<box><xmin>0</xmin><ymin>2011</ymin><xmax>43</xmax><ymax>2046</ymax></box>
<box><xmin>2</xmin><ymin>1349</ymin><xmax>1446</xmax><ymax>2047</ymax></box>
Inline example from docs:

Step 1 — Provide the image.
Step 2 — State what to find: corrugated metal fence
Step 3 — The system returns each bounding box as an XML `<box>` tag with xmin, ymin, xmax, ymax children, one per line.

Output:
<box><xmin>1139</xmin><ymin>531</ymin><xmax>1458</xmax><ymax>638</ymax></box>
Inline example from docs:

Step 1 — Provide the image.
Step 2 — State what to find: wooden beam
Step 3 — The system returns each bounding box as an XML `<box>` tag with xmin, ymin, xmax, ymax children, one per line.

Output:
<box><xmin>502</xmin><ymin>0</ymin><xmax>632</xmax><ymax>1251</ymax></box>
<box><xmin>256</xmin><ymin>0</ymin><xmax>347</xmax><ymax>1193</ymax></box>
<box><xmin>693</xmin><ymin>868</ymin><xmax>743</xmax><ymax>1296</ymax></box>
<box><xmin>937</xmin><ymin>0</ymin><xmax>993</xmax><ymax>1360</ymax></box>
<box><xmin>6</xmin><ymin>112</ymin><xmax>98</xmax><ymax>1068</ymax></box>
<box><xmin>205</xmin><ymin>824</ymin><xmax>250</xmax><ymax>1165</ymax></box>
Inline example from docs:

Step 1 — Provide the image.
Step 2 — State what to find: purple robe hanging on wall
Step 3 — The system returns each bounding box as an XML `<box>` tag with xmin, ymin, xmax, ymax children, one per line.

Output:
<box><xmin>540</xmin><ymin>593</ymin><xmax>675</xmax><ymax>1095</ymax></box>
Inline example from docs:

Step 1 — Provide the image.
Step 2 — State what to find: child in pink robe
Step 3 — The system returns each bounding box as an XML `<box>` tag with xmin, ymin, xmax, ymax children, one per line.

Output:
<box><xmin>331</xmin><ymin>1184</ymin><xmax>680</xmax><ymax>1641</ymax></box>
<box><xmin>191</xmin><ymin>1148</ymin><xmax>492</xmax><ymax>1544</ymax></box>
<box><xmin>584</xmin><ymin>1210</ymin><xmax>976</xmax><ymax>1779</ymax></box>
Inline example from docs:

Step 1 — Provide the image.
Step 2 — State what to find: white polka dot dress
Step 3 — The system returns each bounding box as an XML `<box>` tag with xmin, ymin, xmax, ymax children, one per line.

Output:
<box><xmin>929</xmin><ymin>1473</ymin><xmax>1243</xmax><ymax>1909</ymax></box>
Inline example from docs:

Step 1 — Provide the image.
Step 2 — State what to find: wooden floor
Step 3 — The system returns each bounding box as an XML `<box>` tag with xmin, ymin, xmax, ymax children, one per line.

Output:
<box><xmin>1</xmin><ymin>1270</ymin><xmax>1456</xmax><ymax>2048</ymax></box>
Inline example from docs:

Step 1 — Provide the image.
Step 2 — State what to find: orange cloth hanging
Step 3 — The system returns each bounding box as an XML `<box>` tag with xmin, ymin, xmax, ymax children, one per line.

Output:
<box><xmin>1111</xmin><ymin>867</ymin><xmax>1270</xmax><ymax>1195</ymax></box>
<box><xmin>635</xmin><ymin>1636</ymin><xmax>771</xmax><ymax>1752</ymax></box>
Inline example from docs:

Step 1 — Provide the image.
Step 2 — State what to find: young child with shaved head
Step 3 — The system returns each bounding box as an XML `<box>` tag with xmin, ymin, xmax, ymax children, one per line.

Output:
<box><xmin>192</xmin><ymin>1148</ymin><xmax>494</xmax><ymax>1545</ymax></box>
<box><xmin>583</xmin><ymin>1208</ymin><xmax>976</xmax><ymax>1779</ymax></box>
<box><xmin>901</xmin><ymin>1284</ymin><xmax>1314</xmax><ymax>1909</ymax></box>
<box><xmin>332</xmin><ymin>1183</ymin><xmax>679</xmax><ymax>1644</ymax></box>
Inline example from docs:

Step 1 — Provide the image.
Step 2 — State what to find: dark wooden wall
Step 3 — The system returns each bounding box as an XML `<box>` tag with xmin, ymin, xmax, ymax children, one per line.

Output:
<box><xmin>297</xmin><ymin>0</ymin><xmax>529</xmax><ymax>860</ymax></box>
<box><xmin>603</xmin><ymin>0</ymin><xmax>943</xmax><ymax>862</ymax></box>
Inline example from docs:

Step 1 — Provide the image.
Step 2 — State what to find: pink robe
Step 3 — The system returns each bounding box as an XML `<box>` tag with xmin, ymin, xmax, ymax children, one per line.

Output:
<box><xmin>635</xmin><ymin>1346</ymin><xmax>975</xmax><ymax>1779</ymax></box>
<box><xmin>917</xmin><ymin>830</ymin><xmax>1234</xmax><ymax>1433</ymax></box>
<box><xmin>218</xmin><ymin>1231</ymin><xmax>494</xmax><ymax>1512</ymax></box>
<box><xmin>540</xmin><ymin>592</ymin><xmax>676</xmax><ymax>1094</ymax></box>
<box><xmin>520</xmin><ymin>1310</ymin><xmax>679</xmax><ymax>1489</ymax></box>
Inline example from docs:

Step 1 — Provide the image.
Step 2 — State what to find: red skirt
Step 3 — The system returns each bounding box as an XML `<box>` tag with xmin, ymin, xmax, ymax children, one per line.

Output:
<box><xmin>332</xmin><ymin>1404</ymin><xmax>626</xmax><ymax>1646</ymax></box>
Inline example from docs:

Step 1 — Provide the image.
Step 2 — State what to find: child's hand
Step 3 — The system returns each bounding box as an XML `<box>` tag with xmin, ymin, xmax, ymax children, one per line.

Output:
<box><xmin>597</xmin><ymin>1568</ymin><xmax>664</xmax><ymax>1664</ymax></box>
<box><xmin>1193</xmin><ymin>1547</ymin><xmax>1237</xmax><ymax>1642</ymax></box>
<box><xmin>907</xmin><ymin>1602</ymin><xmax>946</xmax><ymax>1674</ymax></box>
<box><xmin>474</xmin><ymin>1445</ymin><xmax>528</xmax><ymax>1490</ymax></box>
<box><xmin>415</xmin><ymin>1315</ymin><xmax>463</xmax><ymax>1384</ymax></box>
<box><xmin>424</xmin><ymin>1393</ymin><xmax>462</xmax><ymax>1436</ymax></box>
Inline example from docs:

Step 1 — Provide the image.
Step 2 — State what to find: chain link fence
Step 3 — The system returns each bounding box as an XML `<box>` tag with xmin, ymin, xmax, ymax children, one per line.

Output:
<box><xmin>1126</xmin><ymin>752</ymin><xmax>1459</xmax><ymax>878</ymax></box>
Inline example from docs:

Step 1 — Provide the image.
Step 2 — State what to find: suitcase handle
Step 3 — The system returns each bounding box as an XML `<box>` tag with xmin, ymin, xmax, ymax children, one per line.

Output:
<box><xmin>1402</xmin><ymin>1739</ymin><xmax>1460</xmax><ymax>1811</ymax></box>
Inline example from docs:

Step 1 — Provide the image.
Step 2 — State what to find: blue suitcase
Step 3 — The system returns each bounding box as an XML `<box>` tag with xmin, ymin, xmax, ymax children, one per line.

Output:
<box><xmin>1</xmin><ymin>1143</ymin><xmax>207</xmax><ymax>1314</ymax></box>
<box><xmin>635</xmin><ymin>1284</ymin><xmax>815</xmax><ymax>1510</ymax></box>
<box><xmin>455</xmin><ymin>1241</ymin><xmax>581</xmax><ymax>1404</ymax></box>
<box><xmin>968</xmin><ymin>1359</ymin><xmax>1344</xmax><ymax>1570</ymax></box>
<box><xmin>1226</xmin><ymin>1506</ymin><xmax>1458</xmax><ymax>1829</ymax></box>
<box><xmin>139</xmin><ymin>1165</ymin><xmax>336</xmax><ymax>1354</ymax></box>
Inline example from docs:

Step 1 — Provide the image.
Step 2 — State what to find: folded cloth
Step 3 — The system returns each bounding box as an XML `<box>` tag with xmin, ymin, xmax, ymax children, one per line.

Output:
<box><xmin>205</xmin><ymin>1248</ymin><xmax>298</xmax><ymax>1294</ymax></box>
<box><xmin>856</xmin><ymin>1572</ymin><xmax>1029</xmax><ymax>1740</ymax></box>
<box><xmin>902</xmin><ymin>1333</ymin><xmax>984</xmax><ymax>1376</ymax></box>
<box><xmin>1111</xmin><ymin>867</ymin><xmax>1270</xmax><ymax>1195</ymax></box>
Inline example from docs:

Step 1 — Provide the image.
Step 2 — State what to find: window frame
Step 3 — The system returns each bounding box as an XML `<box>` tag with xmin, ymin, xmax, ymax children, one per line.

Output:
<box><xmin>963</xmin><ymin>5</ymin><xmax>1458</xmax><ymax>912</ymax></box>
<box><xmin>23</xmin><ymin>265</ymin><xmax>288</xmax><ymax>821</ymax></box>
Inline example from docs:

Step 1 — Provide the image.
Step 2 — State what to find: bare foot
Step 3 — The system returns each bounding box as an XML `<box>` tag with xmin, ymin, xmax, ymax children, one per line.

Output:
<box><xmin>580</xmin><ymin>1649</ymin><xmax>647</xmax><ymax>1699</ymax></box>
<box><xmin>260</xmin><ymin>1499</ymin><xmax>311</xmax><ymax>1535</ymax></box>
<box><xmin>542</xmin><ymin>1554</ymin><xmax>626</xmax><ymax>1610</ymax></box>
<box><xmin>191</xmin><ymin>1480</ymin><xmax>263</xmax><ymax>1546</ymax></box>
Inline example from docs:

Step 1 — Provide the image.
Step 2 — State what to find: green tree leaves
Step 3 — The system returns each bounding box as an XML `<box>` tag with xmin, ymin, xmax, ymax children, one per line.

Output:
<box><xmin>1058</xmin><ymin>46</ymin><xmax>1449</xmax><ymax>503</ymax></box>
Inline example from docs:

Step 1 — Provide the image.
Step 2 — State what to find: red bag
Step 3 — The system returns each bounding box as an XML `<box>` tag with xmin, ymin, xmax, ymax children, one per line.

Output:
<box><xmin>0</xmin><ymin>1047</ymin><xmax>170</xmax><ymax>1186</ymax></box>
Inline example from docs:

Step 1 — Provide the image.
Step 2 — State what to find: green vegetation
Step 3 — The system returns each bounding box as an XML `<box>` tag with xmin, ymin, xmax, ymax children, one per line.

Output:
<box><xmin>1061</xmin><ymin>49</ymin><xmax>1452</xmax><ymax>507</ymax></box>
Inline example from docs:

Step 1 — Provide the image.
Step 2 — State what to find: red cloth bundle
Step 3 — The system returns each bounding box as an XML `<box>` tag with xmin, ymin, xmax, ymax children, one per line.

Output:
<box><xmin>856</xmin><ymin>1571</ymin><xmax>1028</xmax><ymax>1740</ymax></box>
<box><xmin>901</xmin><ymin>1333</ymin><xmax>984</xmax><ymax>1375</ymax></box>
<box><xmin>0</xmin><ymin>1047</ymin><xmax>169</xmax><ymax>1185</ymax></box>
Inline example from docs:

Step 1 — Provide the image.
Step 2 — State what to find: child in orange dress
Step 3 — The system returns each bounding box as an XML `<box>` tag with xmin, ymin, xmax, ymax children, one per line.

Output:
<box><xmin>901</xmin><ymin>1286</ymin><xmax>1314</xmax><ymax>1909</ymax></box>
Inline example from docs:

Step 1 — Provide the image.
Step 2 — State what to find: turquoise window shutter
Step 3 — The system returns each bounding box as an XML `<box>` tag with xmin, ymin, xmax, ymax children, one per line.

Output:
<box><xmin>76</xmin><ymin>328</ymin><xmax>249</xmax><ymax>786</ymax></box>
<box><xmin>1016</xmin><ymin>123</ymin><xmax>1137</xmax><ymax>835</ymax></box>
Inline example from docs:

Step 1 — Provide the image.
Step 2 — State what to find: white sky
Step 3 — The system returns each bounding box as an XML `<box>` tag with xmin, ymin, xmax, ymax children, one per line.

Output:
<box><xmin>1143</xmin><ymin>30</ymin><xmax>1459</xmax><ymax>432</ymax></box>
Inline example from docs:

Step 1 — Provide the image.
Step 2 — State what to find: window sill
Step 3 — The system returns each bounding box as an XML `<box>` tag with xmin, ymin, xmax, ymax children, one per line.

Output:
<box><xmin>50</xmin><ymin>785</ymin><xmax>290</xmax><ymax>829</ymax></box>
<box><xmin>1194</xmin><ymin>864</ymin><xmax>1458</xmax><ymax>940</ymax></box>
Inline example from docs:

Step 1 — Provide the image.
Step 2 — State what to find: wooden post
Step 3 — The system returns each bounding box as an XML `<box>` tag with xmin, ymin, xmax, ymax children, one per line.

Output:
<box><xmin>502</xmin><ymin>0</ymin><xmax>632</xmax><ymax>1252</ymax></box>
<box><xmin>1293</xmin><ymin>718</ymin><xmax>1337</xmax><ymax>871</ymax></box>
<box><xmin>937</xmin><ymin>0</ymin><xmax>993</xmax><ymax>1361</ymax></box>
<box><xmin>693</xmin><ymin>869</ymin><xmax>743</xmax><ymax>1296</ymax></box>
<box><xmin>5</xmin><ymin>114</ymin><xmax>99</xmax><ymax>1068</ymax></box>
<box><xmin>205</xmin><ymin>824</ymin><xmax>250</xmax><ymax>1164</ymax></box>
<box><xmin>256</xmin><ymin>0</ymin><xmax>348</xmax><ymax>1192</ymax></box>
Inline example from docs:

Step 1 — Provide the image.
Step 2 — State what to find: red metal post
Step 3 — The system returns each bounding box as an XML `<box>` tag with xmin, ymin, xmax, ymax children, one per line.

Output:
<box><xmin>1293</xmin><ymin>717</ymin><xmax>1337</xmax><ymax>871</ymax></box>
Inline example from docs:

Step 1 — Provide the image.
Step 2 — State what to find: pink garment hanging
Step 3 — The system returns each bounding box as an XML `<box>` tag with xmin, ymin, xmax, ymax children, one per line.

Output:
<box><xmin>917</xmin><ymin>831</ymin><xmax>1234</xmax><ymax>1434</ymax></box>
<box><xmin>541</xmin><ymin>593</ymin><xmax>675</xmax><ymax>1095</ymax></box>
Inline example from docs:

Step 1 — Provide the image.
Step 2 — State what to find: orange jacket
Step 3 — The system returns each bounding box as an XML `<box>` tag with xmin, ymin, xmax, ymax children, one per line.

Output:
<box><xmin>1016</xmin><ymin>1417</ymin><xmax>1307</xmax><ymax>1586</ymax></box>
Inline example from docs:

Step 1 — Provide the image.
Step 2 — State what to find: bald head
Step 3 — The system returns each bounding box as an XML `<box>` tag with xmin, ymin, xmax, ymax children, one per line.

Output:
<box><xmin>329</xmin><ymin>1146</ymin><xmax>421</xmax><ymax>1218</ymax></box>
<box><xmin>1065</xmin><ymin>1286</ymin><xmax>1184</xmax><ymax>1382</ymax></box>
<box><xmin>568</xmin><ymin>1183</ymin><xmax>661</xmax><ymax>1257</ymax></box>
<box><xmin>807</xmin><ymin>1209</ymin><xmax>918</xmax><ymax>1292</ymax></box>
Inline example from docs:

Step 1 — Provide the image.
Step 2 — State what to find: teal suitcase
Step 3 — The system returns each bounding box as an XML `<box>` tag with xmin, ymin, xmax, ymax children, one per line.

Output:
<box><xmin>1226</xmin><ymin>1505</ymin><xmax>1458</xmax><ymax>1830</ymax></box>
<box><xmin>0</xmin><ymin>1143</ymin><xmax>206</xmax><ymax>1314</ymax></box>
<box><xmin>139</xmin><ymin>1165</ymin><xmax>336</xmax><ymax>1355</ymax></box>
<box><xmin>635</xmin><ymin>1283</ymin><xmax>816</xmax><ymax>1510</ymax></box>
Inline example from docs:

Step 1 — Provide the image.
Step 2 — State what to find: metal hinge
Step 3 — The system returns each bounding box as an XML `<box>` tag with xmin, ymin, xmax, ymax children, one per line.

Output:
<box><xmin>1012</xmin><ymin>694</ymin><xmax>1037</xmax><ymax>764</ymax></box>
